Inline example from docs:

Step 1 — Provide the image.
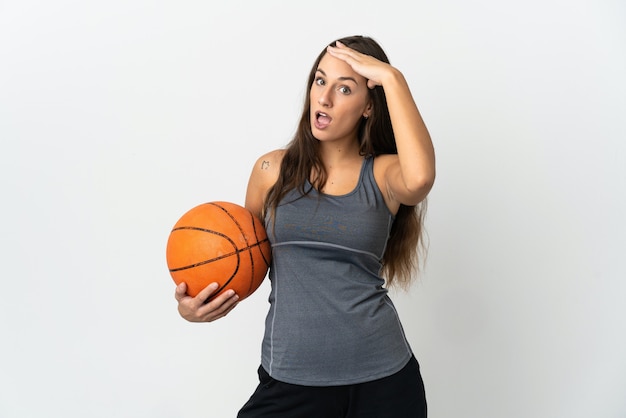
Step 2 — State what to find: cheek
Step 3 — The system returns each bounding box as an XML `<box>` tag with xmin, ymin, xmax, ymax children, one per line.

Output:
<box><xmin>341</xmin><ymin>103</ymin><xmax>367</xmax><ymax>124</ymax></box>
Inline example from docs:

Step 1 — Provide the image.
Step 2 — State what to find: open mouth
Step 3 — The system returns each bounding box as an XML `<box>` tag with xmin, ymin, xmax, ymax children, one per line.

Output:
<box><xmin>314</xmin><ymin>111</ymin><xmax>332</xmax><ymax>129</ymax></box>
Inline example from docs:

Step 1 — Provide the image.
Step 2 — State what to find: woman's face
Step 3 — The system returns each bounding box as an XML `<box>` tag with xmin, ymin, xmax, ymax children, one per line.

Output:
<box><xmin>309</xmin><ymin>52</ymin><xmax>372</xmax><ymax>144</ymax></box>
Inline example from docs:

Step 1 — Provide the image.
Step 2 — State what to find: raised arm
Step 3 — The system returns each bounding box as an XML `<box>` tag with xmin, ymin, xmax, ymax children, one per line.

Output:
<box><xmin>326</xmin><ymin>42</ymin><xmax>435</xmax><ymax>208</ymax></box>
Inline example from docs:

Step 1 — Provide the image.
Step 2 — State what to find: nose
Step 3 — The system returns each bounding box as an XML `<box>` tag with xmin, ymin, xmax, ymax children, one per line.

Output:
<box><xmin>317</xmin><ymin>88</ymin><xmax>332</xmax><ymax>107</ymax></box>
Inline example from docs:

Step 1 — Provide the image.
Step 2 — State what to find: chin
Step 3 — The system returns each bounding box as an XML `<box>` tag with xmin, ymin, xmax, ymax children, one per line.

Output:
<box><xmin>311</xmin><ymin>130</ymin><xmax>330</xmax><ymax>142</ymax></box>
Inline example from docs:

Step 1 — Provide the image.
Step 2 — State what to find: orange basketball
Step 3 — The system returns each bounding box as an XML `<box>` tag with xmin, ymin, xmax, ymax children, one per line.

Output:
<box><xmin>166</xmin><ymin>201</ymin><xmax>271</xmax><ymax>301</ymax></box>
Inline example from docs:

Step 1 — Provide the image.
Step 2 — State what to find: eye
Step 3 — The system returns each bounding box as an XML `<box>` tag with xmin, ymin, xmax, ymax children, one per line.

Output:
<box><xmin>315</xmin><ymin>77</ymin><xmax>325</xmax><ymax>86</ymax></box>
<box><xmin>338</xmin><ymin>86</ymin><xmax>352</xmax><ymax>95</ymax></box>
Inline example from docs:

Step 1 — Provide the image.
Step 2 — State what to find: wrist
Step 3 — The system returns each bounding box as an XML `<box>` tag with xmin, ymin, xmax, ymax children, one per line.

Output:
<box><xmin>381</xmin><ymin>67</ymin><xmax>407</xmax><ymax>90</ymax></box>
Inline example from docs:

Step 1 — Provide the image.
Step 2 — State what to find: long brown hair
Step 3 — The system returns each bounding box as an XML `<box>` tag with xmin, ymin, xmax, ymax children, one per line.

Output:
<box><xmin>264</xmin><ymin>35</ymin><xmax>428</xmax><ymax>288</ymax></box>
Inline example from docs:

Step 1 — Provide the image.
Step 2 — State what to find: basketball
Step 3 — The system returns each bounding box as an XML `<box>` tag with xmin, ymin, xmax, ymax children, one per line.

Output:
<box><xmin>166</xmin><ymin>201</ymin><xmax>271</xmax><ymax>301</ymax></box>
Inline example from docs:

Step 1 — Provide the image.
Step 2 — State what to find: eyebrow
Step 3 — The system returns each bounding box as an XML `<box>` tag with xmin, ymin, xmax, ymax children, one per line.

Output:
<box><xmin>316</xmin><ymin>68</ymin><xmax>359</xmax><ymax>85</ymax></box>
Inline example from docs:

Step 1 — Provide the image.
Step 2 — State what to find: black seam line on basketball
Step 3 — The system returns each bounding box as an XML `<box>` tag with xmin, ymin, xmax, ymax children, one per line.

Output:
<box><xmin>209</xmin><ymin>202</ymin><xmax>253</xmax><ymax>247</ymax></box>
<box><xmin>170</xmin><ymin>226</ymin><xmax>267</xmax><ymax>250</ymax></box>
<box><xmin>248</xmin><ymin>208</ymin><xmax>272</xmax><ymax>270</ymax></box>
<box><xmin>168</xmin><ymin>238</ymin><xmax>270</xmax><ymax>272</ymax></box>
<box><xmin>211</xmin><ymin>202</ymin><xmax>257</xmax><ymax>292</ymax></box>
<box><xmin>171</xmin><ymin>226</ymin><xmax>230</xmax><ymax>236</ymax></box>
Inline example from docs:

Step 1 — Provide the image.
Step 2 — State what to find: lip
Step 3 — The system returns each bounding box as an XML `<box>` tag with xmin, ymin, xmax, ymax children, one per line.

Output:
<box><xmin>313</xmin><ymin>110</ymin><xmax>332</xmax><ymax>130</ymax></box>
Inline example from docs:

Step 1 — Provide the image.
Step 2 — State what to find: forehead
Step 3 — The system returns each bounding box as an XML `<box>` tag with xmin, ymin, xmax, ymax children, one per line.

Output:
<box><xmin>316</xmin><ymin>53</ymin><xmax>366</xmax><ymax>84</ymax></box>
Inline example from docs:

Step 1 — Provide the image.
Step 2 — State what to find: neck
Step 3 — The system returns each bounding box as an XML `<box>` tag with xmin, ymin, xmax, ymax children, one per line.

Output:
<box><xmin>318</xmin><ymin>139</ymin><xmax>361</xmax><ymax>167</ymax></box>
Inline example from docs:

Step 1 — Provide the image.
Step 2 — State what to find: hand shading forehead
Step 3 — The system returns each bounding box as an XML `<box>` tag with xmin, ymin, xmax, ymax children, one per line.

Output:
<box><xmin>316</xmin><ymin>54</ymin><xmax>366</xmax><ymax>86</ymax></box>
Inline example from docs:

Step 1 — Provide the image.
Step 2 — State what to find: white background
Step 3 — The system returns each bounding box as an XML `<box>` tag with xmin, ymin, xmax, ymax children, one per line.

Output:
<box><xmin>1</xmin><ymin>0</ymin><xmax>625</xmax><ymax>417</ymax></box>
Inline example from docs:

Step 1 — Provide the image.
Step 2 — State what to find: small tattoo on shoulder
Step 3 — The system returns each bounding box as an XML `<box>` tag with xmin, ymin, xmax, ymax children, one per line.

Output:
<box><xmin>261</xmin><ymin>160</ymin><xmax>270</xmax><ymax>170</ymax></box>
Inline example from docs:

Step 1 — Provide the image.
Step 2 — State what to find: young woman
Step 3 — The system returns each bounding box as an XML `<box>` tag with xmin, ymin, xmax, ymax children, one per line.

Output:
<box><xmin>175</xmin><ymin>35</ymin><xmax>435</xmax><ymax>417</ymax></box>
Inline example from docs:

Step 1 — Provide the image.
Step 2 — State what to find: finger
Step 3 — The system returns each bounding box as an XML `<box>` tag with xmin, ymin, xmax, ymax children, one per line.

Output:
<box><xmin>208</xmin><ymin>299</ymin><xmax>239</xmax><ymax>322</ymax></box>
<box><xmin>202</xmin><ymin>288</ymin><xmax>238</xmax><ymax>310</ymax></box>
<box><xmin>174</xmin><ymin>282</ymin><xmax>188</xmax><ymax>301</ymax></box>
<box><xmin>367</xmin><ymin>79</ymin><xmax>379</xmax><ymax>89</ymax></box>
<box><xmin>330</xmin><ymin>41</ymin><xmax>366</xmax><ymax>60</ymax></box>
<box><xmin>201</xmin><ymin>291</ymin><xmax>240</xmax><ymax>322</ymax></box>
<box><xmin>327</xmin><ymin>45</ymin><xmax>360</xmax><ymax>63</ymax></box>
<box><xmin>193</xmin><ymin>282</ymin><xmax>220</xmax><ymax>304</ymax></box>
<box><xmin>333</xmin><ymin>41</ymin><xmax>356</xmax><ymax>55</ymax></box>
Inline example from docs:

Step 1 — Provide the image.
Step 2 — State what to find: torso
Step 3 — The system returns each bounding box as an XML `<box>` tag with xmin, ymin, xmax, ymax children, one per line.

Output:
<box><xmin>260</xmin><ymin>156</ymin><xmax>412</xmax><ymax>386</ymax></box>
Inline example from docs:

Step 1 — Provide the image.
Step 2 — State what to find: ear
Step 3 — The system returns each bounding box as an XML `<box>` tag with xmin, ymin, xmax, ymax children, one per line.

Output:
<box><xmin>363</xmin><ymin>101</ymin><xmax>373</xmax><ymax>118</ymax></box>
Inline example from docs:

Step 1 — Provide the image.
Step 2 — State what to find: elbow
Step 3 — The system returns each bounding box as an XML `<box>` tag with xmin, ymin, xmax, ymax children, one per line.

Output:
<box><xmin>408</xmin><ymin>168</ymin><xmax>435</xmax><ymax>193</ymax></box>
<box><xmin>404</xmin><ymin>172</ymin><xmax>435</xmax><ymax>204</ymax></box>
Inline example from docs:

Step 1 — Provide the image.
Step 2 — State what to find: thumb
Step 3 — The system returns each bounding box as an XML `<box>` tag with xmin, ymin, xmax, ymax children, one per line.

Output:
<box><xmin>367</xmin><ymin>79</ymin><xmax>379</xmax><ymax>89</ymax></box>
<box><xmin>174</xmin><ymin>282</ymin><xmax>188</xmax><ymax>301</ymax></box>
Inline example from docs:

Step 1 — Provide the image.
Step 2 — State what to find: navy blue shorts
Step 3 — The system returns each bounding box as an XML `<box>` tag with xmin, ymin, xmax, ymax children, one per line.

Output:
<box><xmin>237</xmin><ymin>355</ymin><xmax>427</xmax><ymax>417</ymax></box>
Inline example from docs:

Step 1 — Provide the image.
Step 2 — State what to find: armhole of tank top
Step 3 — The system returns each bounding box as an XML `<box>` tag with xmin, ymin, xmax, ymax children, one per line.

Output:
<box><xmin>368</xmin><ymin>156</ymin><xmax>396</xmax><ymax>220</ymax></box>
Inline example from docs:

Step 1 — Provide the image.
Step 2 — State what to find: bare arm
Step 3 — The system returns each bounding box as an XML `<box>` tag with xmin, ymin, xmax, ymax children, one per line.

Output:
<box><xmin>379</xmin><ymin>69</ymin><xmax>434</xmax><ymax>205</ymax></box>
<box><xmin>327</xmin><ymin>43</ymin><xmax>435</xmax><ymax>207</ymax></box>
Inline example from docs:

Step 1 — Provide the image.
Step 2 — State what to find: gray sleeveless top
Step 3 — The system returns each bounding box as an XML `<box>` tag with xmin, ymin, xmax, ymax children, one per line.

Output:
<box><xmin>262</xmin><ymin>156</ymin><xmax>413</xmax><ymax>386</ymax></box>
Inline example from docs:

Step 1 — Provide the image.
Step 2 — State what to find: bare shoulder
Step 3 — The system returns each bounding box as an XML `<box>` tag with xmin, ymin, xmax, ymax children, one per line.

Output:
<box><xmin>245</xmin><ymin>149</ymin><xmax>285</xmax><ymax>217</ymax></box>
<box><xmin>255</xmin><ymin>149</ymin><xmax>285</xmax><ymax>173</ymax></box>
<box><xmin>251</xmin><ymin>149</ymin><xmax>285</xmax><ymax>187</ymax></box>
